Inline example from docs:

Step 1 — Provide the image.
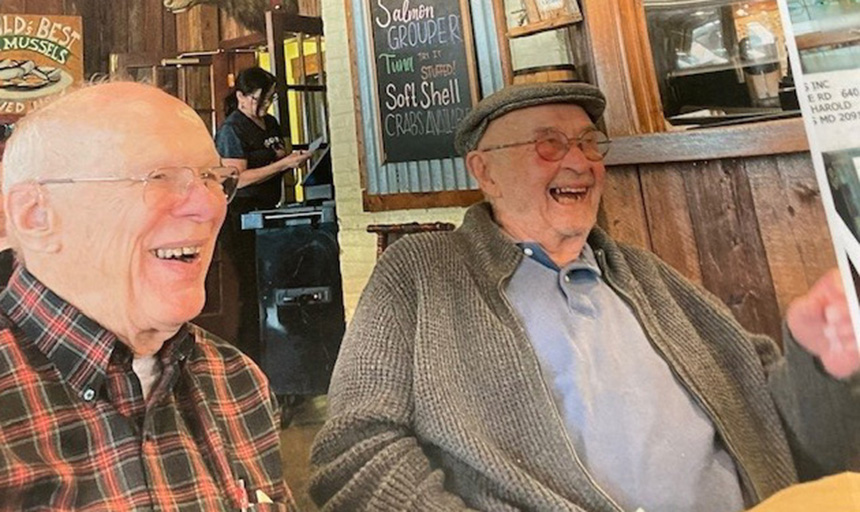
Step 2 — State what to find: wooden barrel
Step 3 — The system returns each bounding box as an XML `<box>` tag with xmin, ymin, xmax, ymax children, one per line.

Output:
<box><xmin>512</xmin><ymin>64</ymin><xmax>578</xmax><ymax>84</ymax></box>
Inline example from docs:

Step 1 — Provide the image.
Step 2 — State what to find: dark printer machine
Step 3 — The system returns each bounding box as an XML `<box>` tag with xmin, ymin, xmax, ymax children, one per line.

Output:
<box><xmin>241</xmin><ymin>143</ymin><xmax>344</xmax><ymax>410</ymax></box>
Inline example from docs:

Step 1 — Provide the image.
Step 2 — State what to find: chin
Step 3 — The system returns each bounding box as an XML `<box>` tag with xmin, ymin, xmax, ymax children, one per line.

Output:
<box><xmin>553</xmin><ymin>212</ymin><xmax>597</xmax><ymax>236</ymax></box>
<box><xmin>149</xmin><ymin>289</ymin><xmax>206</xmax><ymax>327</ymax></box>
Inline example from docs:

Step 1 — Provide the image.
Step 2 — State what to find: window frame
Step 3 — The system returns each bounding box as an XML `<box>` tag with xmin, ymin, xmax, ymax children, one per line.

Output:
<box><xmin>491</xmin><ymin>0</ymin><xmax>810</xmax><ymax>162</ymax></box>
<box><xmin>589</xmin><ymin>0</ymin><xmax>808</xmax><ymax>161</ymax></box>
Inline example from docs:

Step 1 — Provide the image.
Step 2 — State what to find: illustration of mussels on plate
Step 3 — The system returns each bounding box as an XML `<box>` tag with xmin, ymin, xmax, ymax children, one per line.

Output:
<box><xmin>0</xmin><ymin>59</ymin><xmax>62</xmax><ymax>90</ymax></box>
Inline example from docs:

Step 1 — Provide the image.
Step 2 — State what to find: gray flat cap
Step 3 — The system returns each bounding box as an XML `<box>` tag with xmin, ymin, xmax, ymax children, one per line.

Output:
<box><xmin>454</xmin><ymin>82</ymin><xmax>606</xmax><ymax>155</ymax></box>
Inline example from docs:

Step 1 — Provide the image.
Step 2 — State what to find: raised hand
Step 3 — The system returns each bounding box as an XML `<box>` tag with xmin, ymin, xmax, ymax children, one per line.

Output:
<box><xmin>787</xmin><ymin>268</ymin><xmax>860</xmax><ymax>379</ymax></box>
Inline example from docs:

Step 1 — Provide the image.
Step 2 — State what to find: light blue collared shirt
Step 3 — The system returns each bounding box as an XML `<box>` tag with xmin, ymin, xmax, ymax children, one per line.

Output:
<box><xmin>505</xmin><ymin>242</ymin><xmax>744</xmax><ymax>512</ymax></box>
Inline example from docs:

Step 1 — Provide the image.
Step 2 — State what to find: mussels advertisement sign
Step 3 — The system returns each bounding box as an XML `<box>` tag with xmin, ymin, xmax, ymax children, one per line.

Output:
<box><xmin>368</xmin><ymin>0</ymin><xmax>479</xmax><ymax>163</ymax></box>
<box><xmin>0</xmin><ymin>15</ymin><xmax>84</xmax><ymax>115</ymax></box>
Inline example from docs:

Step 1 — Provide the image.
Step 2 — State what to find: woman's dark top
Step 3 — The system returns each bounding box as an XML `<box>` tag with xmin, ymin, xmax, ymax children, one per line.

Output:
<box><xmin>215</xmin><ymin>110</ymin><xmax>286</xmax><ymax>209</ymax></box>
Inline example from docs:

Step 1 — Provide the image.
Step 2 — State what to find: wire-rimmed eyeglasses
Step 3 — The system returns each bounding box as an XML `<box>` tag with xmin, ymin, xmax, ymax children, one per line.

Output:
<box><xmin>479</xmin><ymin>127</ymin><xmax>611</xmax><ymax>162</ymax></box>
<box><xmin>34</xmin><ymin>166</ymin><xmax>240</xmax><ymax>205</ymax></box>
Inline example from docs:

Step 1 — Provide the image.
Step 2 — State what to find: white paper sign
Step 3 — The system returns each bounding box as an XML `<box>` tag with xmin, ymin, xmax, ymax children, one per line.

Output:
<box><xmin>778</xmin><ymin>0</ymin><xmax>860</xmax><ymax>349</ymax></box>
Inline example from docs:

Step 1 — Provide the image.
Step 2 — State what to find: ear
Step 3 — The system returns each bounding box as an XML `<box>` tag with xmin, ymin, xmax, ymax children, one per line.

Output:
<box><xmin>466</xmin><ymin>150</ymin><xmax>501</xmax><ymax>199</ymax></box>
<box><xmin>5</xmin><ymin>184</ymin><xmax>60</xmax><ymax>254</ymax></box>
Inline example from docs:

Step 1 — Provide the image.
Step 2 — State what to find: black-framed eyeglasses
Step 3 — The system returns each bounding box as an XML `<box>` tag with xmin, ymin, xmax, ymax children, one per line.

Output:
<box><xmin>35</xmin><ymin>166</ymin><xmax>240</xmax><ymax>205</ymax></box>
<box><xmin>479</xmin><ymin>128</ymin><xmax>611</xmax><ymax>162</ymax></box>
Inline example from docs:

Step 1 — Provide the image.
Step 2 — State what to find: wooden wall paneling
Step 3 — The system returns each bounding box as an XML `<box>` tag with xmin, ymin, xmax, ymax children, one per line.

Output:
<box><xmin>61</xmin><ymin>0</ymin><xmax>101</xmax><ymax>77</ymax></box>
<box><xmin>24</xmin><ymin>0</ymin><xmax>65</xmax><ymax>14</ymax></box>
<box><xmin>105</xmin><ymin>0</ymin><xmax>129</xmax><ymax>56</ymax></box>
<box><xmin>746</xmin><ymin>153</ymin><xmax>836</xmax><ymax>316</ymax></box>
<box><xmin>175</xmin><ymin>8</ymin><xmax>191</xmax><ymax>53</ymax></box>
<box><xmin>200</xmin><ymin>4</ymin><xmax>222</xmax><ymax>50</ymax></box>
<box><xmin>128</xmin><ymin>0</ymin><xmax>146</xmax><ymax>52</ymax></box>
<box><xmin>219</xmin><ymin>10</ymin><xmax>253</xmax><ymax>41</ymax></box>
<box><xmin>184</xmin><ymin>65</ymin><xmax>214</xmax><ymax>129</ymax></box>
<box><xmin>143</xmin><ymin>0</ymin><xmax>166</xmax><ymax>53</ymax></box>
<box><xmin>0</xmin><ymin>1</ymin><xmax>28</xmax><ymax>13</ymax></box>
<box><xmin>639</xmin><ymin>162</ymin><xmax>703</xmax><ymax>285</ymax></box>
<box><xmin>598</xmin><ymin>165</ymin><xmax>652</xmax><ymax>251</ymax></box>
<box><xmin>211</xmin><ymin>51</ymin><xmax>229</xmax><ymax>127</ymax></box>
<box><xmin>684</xmin><ymin>158</ymin><xmax>782</xmax><ymax>340</ymax></box>
<box><xmin>162</xmin><ymin>4</ymin><xmax>178</xmax><ymax>55</ymax></box>
<box><xmin>175</xmin><ymin>5</ymin><xmax>220</xmax><ymax>52</ymax></box>
<box><xmin>775</xmin><ymin>154</ymin><xmax>837</xmax><ymax>284</ymax></box>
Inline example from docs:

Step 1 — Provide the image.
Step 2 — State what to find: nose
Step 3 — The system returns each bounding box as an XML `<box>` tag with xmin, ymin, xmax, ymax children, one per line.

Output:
<box><xmin>171</xmin><ymin>178</ymin><xmax>226</xmax><ymax>223</ymax></box>
<box><xmin>559</xmin><ymin>141</ymin><xmax>595</xmax><ymax>172</ymax></box>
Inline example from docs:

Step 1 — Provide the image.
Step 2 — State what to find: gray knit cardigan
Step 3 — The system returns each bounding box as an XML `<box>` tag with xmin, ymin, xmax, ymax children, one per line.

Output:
<box><xmin>310</xmin><ymin>202</ymin><xmax>860</xmax><ymax>511</ymax></box>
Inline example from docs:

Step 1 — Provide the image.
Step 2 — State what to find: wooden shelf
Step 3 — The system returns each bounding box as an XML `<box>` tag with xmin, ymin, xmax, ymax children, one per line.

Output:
<box><xmin>604</xmin><ymin>117</ymin><xmax>808</xmax><ymax>166</ymax></box>
<box><xmin>507</xmin><ymin>13</ymin><xmax>582</xmax><ymax>38</ymax></box>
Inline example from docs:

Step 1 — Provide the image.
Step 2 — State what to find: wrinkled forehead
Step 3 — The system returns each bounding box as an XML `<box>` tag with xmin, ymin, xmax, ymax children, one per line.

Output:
<box><xmin>481</xmin><ymin>103</ymin><xmax>594</xmax><ymax>145</ymax></box>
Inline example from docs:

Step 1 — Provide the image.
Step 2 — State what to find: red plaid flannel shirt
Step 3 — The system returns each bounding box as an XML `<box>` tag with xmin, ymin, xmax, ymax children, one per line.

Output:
<box><xmin>0</xmin><ymin>267</ymin><xmax>295</xmax><ymax>511</ymax></box>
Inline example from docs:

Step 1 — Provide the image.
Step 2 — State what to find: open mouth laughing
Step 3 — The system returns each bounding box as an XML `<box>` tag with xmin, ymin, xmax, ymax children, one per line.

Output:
<box><xmin>152</xmin><ymin>245</ymin><xmax>202</xmax><ymax>264</ymax></box>
<box><xmin>549</xmin><ymin>185</ymin><xmax>590</xmax><ymax>202</ymax></box>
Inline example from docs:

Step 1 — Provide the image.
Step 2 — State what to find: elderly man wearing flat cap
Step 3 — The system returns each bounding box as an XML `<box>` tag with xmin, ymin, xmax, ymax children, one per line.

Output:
<box><xmin>310</xmin><ymin>83</ymin><xmax>860</xmax><ymax>511</ymax></box>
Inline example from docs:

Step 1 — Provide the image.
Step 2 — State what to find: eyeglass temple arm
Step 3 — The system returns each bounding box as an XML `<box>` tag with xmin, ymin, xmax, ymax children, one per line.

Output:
<box><xmin>479</xmin><ymin>139</ymin><xmax>539</xmax><ymax>153</ymax></box>
<box><xmin>35</xmin><ymin>176</ymin><xmax>147</xmax><ymax>185</ymax></box>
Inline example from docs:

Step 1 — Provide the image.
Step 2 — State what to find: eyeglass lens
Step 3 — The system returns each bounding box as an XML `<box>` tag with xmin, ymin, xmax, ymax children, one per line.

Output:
<box><xmin>143</xmin><ymin>167</ymin><xmax>239</xmax><ymax>204</ymax></box>
<box><xmin>535</xmin><ymin>130</ymin><xmax>610</xmax><ymax>162</ymax></box>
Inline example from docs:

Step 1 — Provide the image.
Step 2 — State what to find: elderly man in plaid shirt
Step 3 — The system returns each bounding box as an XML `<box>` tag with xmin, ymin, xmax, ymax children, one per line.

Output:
<box><xmin>0</xmin><ymin>82</ymin><xmax>293</xmax><ymax>511</ymax></box>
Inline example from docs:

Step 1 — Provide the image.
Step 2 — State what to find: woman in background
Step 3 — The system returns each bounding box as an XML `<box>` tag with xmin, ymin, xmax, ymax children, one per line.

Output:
<box><xmin>215</xmin><ymin>66</ymin><xmax>310</xmax><ymax>363</ymax></box>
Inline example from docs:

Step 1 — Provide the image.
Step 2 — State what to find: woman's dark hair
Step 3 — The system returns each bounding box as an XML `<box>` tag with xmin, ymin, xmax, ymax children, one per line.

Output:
<box><xmin>224</xmin><ymin>66</ymin><xmax>277</xmax><ymax>116</ymax></box>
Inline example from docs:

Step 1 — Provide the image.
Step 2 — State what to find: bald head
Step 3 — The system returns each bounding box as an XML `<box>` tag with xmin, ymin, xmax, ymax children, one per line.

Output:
<box><xmin>2</xmin><ymin>82</ymin><xmax>216</xmax><ymax>189</ymax></box>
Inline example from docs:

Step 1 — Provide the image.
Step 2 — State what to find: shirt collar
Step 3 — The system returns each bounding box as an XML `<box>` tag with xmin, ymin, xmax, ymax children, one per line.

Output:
<box><xmin>516</xmin><ymin>241</ymin><xmax>602</xmax><ymax>276</ymax></box>
<box><xmin>0</xmin><ymin>266</ymin><xmax>194</xmax><ymax>403</ymax></box>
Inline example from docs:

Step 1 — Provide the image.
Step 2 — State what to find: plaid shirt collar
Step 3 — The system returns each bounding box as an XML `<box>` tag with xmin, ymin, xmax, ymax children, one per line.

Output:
<box><xmin>0</xmin><ymin>266</ymin><xmax>194</xmax><ymax>403</ymax></box>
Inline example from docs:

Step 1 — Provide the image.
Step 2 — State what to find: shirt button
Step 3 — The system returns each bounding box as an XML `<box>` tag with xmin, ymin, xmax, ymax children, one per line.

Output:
<box><xmin>523</xmin><ymin>247</ymin><xmax>534</xmax><ymax>257</ymax></box>
<box><xmin>82</xmin><ymin>388</ymin><xmax>96</xmax><ymax>402</ymax></box>
<box><xmin>564</xmin><ymin>274</ymin><xmax>571</xmax><ymax>283</ymax></box>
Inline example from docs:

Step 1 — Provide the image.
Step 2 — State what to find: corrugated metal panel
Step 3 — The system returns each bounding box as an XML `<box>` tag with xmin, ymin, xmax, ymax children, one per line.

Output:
<box><xmin>420</xmin><ymin>160</ymin><xmax>434</xmax><ymax>191</ymax></box>
<box><xmin>408</xmin><ymin>161</ymin><xmax>420</xmax><ymax>192</ymax></box>
<box><xmin>354</xmin><ymin>0</ymin><xmax>505</xmax><ymax>196</ymax></box>
<box><xmin>454</xmin><ymin>157</ymin><xmax>470</xmax><ymax>189</ymax></box>
<box><xmin>431</xmin><ymin>160</ymin><xmax>445</xmax><ymax>191</ymax></box>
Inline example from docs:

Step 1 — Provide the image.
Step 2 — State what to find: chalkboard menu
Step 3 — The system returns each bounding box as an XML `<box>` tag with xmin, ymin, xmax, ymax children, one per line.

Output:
<box><xmin>368</xmin><ymin>0</ymin><xmax>479</xmax><ymax>163</ymax></box>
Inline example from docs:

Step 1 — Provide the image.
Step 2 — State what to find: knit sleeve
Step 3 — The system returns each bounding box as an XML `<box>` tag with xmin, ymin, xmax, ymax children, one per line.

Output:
<box><xmin>309</xmin><ymin>263</ymin><xmax>477</xmax><ymax>511</ymax></box>
<box><xmin>767</xmin><ymin>324</ymin><xmax>860</xmax><ymax>480</ymax></box>
<box><xmin>652</xmin><ymin>251</ymin><xmax>860</xmax><ymax>480</ymax></box>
